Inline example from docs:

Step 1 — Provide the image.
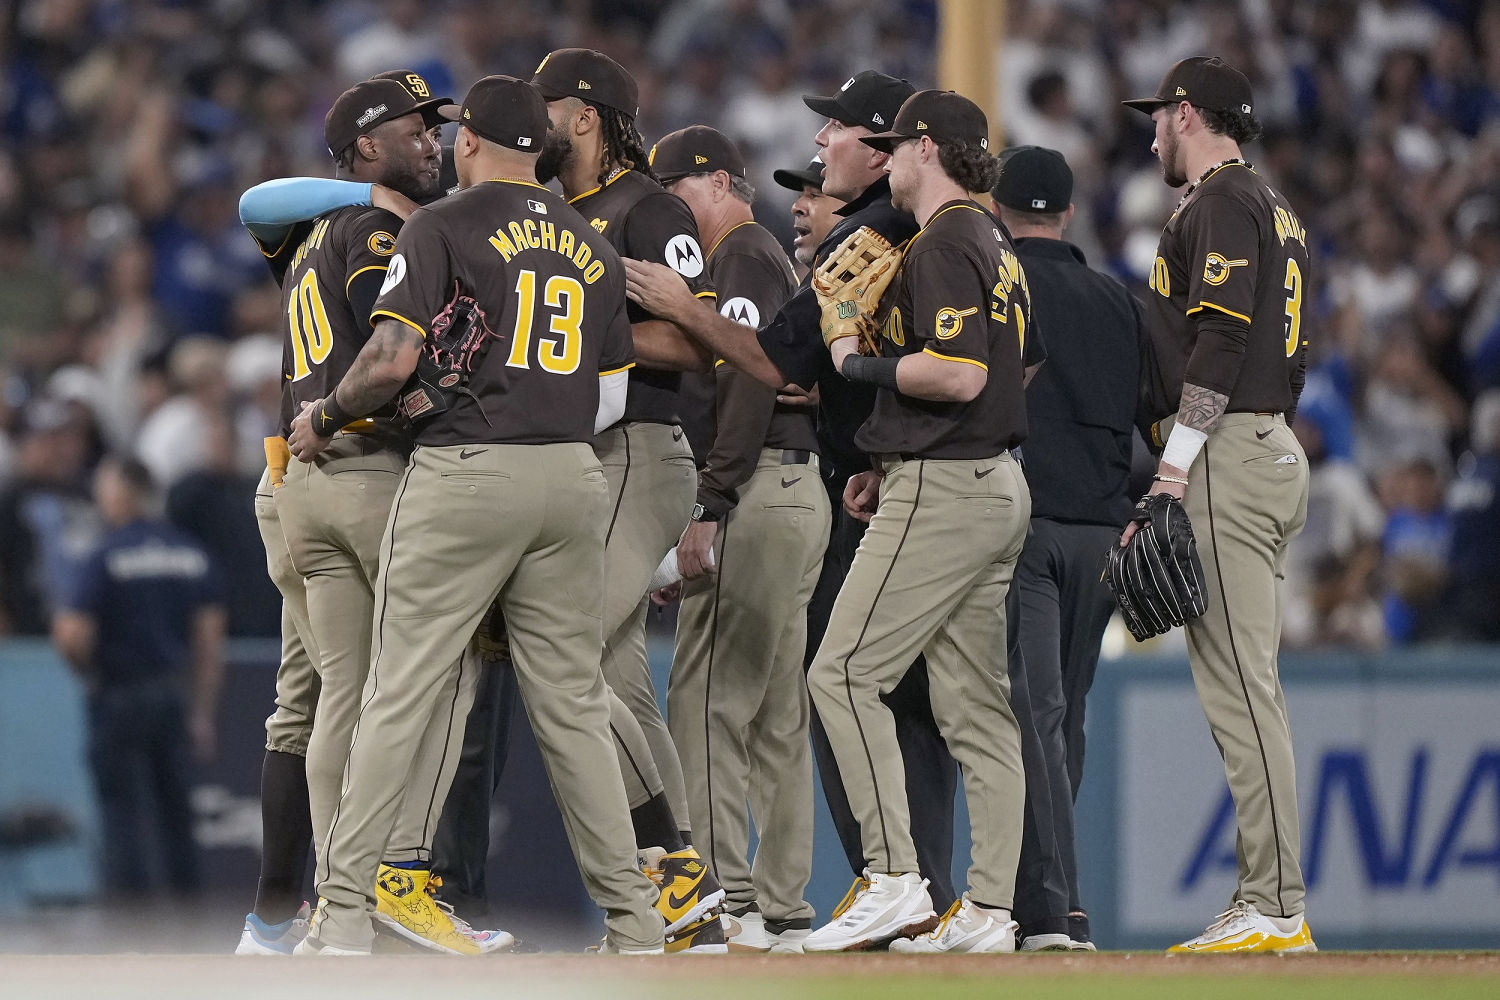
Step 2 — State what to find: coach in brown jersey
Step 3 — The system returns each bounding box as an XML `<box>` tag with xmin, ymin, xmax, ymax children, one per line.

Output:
<box><xmin>800</xmin><ymin>91</ymin><xmax>1030</xmax><ymax>955</ymax></box>
<box><xmin>1123</xmin><ymin>57</ymin><xmax>1316</xmax><ymax>954</ymax></box>
<box><xmin>650</xmin><ymin>126</ymin><xmax>829</xmax><ymax>951</ymax></box>
<box><xmin>530</xmin><ymin>49</ymin><xmax>718</xmax><ymax>855</ymax></box>
<box><xmin>289</xmin><ymin>75</ymin><xmax>661</xmax><ymax>956</ymax></box>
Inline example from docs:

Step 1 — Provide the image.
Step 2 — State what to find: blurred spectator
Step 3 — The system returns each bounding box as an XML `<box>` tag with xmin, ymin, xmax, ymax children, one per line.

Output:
<box><xmin>1376</xmin><ymin>457</ymin><xmax>1453</xmax><ymax>642</ymax></box>
<box><xmin>0</xmin><ymin>398</ymin><xmax>101</xmax><ymax>635</ymax></box>
<box><xmin>51</xmin><ymin>456</ymin><xmax>225</xmax><ymax>897</ymax></box>
<box><xmin>135</xmin><ymin>336</ymin><xmax>230</xmax><ymax>489</ymax></box>
<box><xmin>166</xmin><ymin>412</ymin><xmax>279</xmax><ymax>637</ymax></box>
<box><xmin>1441</xmin><ymin>390</ymin><xmax>1500</xmax><ymax>640</ymax></box>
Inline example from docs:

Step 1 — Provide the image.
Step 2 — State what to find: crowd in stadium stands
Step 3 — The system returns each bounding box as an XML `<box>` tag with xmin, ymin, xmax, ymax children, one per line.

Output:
<box><xmin>0</xmin><ymin>0</ymin><xmax>1496</xmax><ymax>647</ymax></box>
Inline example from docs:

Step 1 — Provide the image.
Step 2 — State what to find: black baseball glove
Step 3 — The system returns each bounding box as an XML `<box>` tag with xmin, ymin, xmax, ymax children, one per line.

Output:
<box><xmin>1105</xmin><ymin>493</ymin><xmax>1209</xmax><ymax>642</ymax></box>
<box><xmin>397</xmin><ymin>282</ymin><xmax>502</xmax><ymax>427</ymax></box>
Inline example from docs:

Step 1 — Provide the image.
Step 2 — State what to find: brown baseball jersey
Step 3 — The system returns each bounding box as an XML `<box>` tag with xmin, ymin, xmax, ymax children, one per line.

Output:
<box><xmin>1143</xmin><ymin>162</ymin><xmax>1311</xmax><ymax>420</ymax></box>
<box><xmin>695</xmin><ymin>221</ymin><xmax>812</xmax><ymax>517</ymax></box>
<box><xmin>855</xmin><ymin>200</ymin><xmax>1033</xmax><ymax>459</ymax></box>
<box><xmin>371</xmin><ymin>179</ymin><xmax>635</xmax><ymax>446</ymax></box>
<box><xmin>568</xmin><ymin>169</ymin><xmax>715</xmax><ymax>424</ymax></box>
<box><xmin>272</xmin><ymin>207</ymin><xmax>403</xmax><ymax>436</ymax></box>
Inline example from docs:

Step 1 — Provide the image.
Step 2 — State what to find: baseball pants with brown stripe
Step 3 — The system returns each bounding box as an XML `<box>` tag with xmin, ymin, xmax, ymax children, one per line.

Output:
<box><xmin>312</xmin><ymin>443</ymin><xmax>662</xmax><ymax>953</ymax></box>
<box><xmin>595</xmin><ymin>421</ymin><xmax>697</xmax><ymax>828</ymax></box>
<box><xmin>807</xmin><ymin>454</ymin><xmax>1030</xmax><ymax>907</ymax></box>
<box><xmin>1182</xmin><ymin>412</ymin><xmax>1309</xmax><ymax>918</ymax></box>
<box><xmin>276</xmin><ymin>430</ymin><xmax>418</xmax><ymax>862</ymax></box>
<box><xmin>667</xmin><ymin>450</ymin><xmax>830</xmax><ymax>921</ymax></box>
<box><xmin>254</xmin><ymin>467</ymin><xmax>319</xmax><ymax>756</ymax></box>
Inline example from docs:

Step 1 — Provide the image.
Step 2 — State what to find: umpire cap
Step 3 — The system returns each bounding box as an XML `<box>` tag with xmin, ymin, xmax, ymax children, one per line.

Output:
<box><xmin>325</xmin><ymin>78</ymin><xmax>433</xmax><ymax>158</ymax></box>
<box><xmin>649</xmin><ymin>126</ymin><xmax>747</xmax><ymax>184</ymax></box>
<box><xmin>992</xmin><ymin>146</ymin><xmax>1073</xmax><ymax>213</ymax></box>
<box><xmin>532</xmin><ymin>48</ymin><xmax>640</xmax><ymax>118</ymax></box>
<box><xmin>803</xmin><ymin>70</ymin><xmax>914</xmax><ymax>133</ymax></box>
<box><xmin>438</xmin><ymin>76</ymin><xmax>548</xmax><ymax>153</ymax></box>
<box><xmin>1123</xmin><ymin>56</ymin><xmax>1254</xmax><ymax>116</ymax></box>
<box><xmin>773</xmin><ymin>155</ymin><xmax>826</xmax><ymax>192</ymax></box>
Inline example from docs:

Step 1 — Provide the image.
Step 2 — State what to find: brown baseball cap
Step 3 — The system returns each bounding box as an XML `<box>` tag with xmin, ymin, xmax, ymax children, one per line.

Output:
<box><xmin>369</xmin><ymin>69</ymin><xmax>455</xmax><ymax>124</ymax></box>
<box><xmin>437</xmin><ymin>76</ymin><xmax>548</xmax><ymax>152</ymax></box>
<box><xmin>1123</xmin><ymin>56</ymin><xmax>1254</xmax><ymax>116</ymax></box>
<box><xmin>532</xmin><ymin>48</ymin><xmax>640</xmax><ymax>118</ymax></box>
<box><xmin>773</xmin><ymin>154</ymin><xmax>826</xmax><ymax>192</ymax></box>
<box><xmin>860</xmin><ymin>89</ymin><xmax>990</xmax><ymax>152</ymax></box>
<box><xmin>649</xmin><ymin>126</ymin><xmax>746</xmax><ymax>184</ymax></box>
<box><xmin>324</xmin><ymin>78</ymin><xmax>429</xmax><ymax>158</ymax></box>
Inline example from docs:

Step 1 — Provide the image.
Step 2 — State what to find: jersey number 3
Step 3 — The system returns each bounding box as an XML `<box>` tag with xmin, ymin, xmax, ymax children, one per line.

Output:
<box><xmin>288</xmin><ymin>270</ymin><xmax>334</xmax><ymax>381</ymax></box>
<box><xmin>506</xmin><ymin>270</ymin><xmax>583</xmax><ymax>375</ymax></box>
<box><xmin>1282</xmin><ymin>258</ymin><xmax>1303</xmax><ymax>358</ymax></box>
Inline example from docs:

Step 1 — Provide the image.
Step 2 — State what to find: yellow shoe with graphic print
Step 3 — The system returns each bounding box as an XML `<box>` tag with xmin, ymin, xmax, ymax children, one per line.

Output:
<box><xmin>1168</xmin><ymin>900</ymin><xmax>1317</xmax><ymax>954</ymax></box>
<box><xmin>640</xmin><ymin>846</ymin><xmax>727</xmax><ymax>936</ymax></box>
<box><xmin>374</xmin><ymin>866</ymin><xmax>514</xmax><ymax>955</ymax></box>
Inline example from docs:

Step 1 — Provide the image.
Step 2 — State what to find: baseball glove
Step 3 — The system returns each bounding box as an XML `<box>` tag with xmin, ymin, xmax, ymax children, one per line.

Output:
<box><xmin>1105</xmin><ymin>493</ymin><xmax>1209</xmax><ymax>642</ymax></box>
<box><xmin>812</xmin><ymin>226</ymin><xmax>901</xmax><ymax>355</ymax></box>
<box><xmin>397</xmin><ymin>282</ymin><xmax>502</xmax><ymax>427</ymax></box>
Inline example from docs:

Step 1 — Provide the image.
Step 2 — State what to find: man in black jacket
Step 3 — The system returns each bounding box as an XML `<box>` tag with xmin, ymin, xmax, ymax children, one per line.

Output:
<box><xmin>991</xmin><ymin>147</ymin><xmax>1143</xmax><ymax>951</ymax></box>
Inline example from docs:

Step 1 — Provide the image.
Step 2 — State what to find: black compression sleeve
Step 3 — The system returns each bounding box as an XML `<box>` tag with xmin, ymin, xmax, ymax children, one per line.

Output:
<box><xmin>1183</xmin><ymin>310</ymin><xmax>1251</xmax><ymax>397</ymax></box>
<box><xmin>841</xmin><ymin>354</ymin><xmax>901</xmax><ymax>390</ymax></box>
<box><xmin>347</xmin><ymin>267</ymin><xmax>387</xmax><ymax>334</ymax></box>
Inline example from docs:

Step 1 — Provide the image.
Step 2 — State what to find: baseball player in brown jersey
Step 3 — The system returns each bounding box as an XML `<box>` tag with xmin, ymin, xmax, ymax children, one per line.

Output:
<box><xmin>529</xmin><ymin>48</ymin><xmax>731</xmax><ymax>934</ymax></box>
<box><xmin>648</xmin><ymin>126</ymin><xmax>830</xmax><ymax>952</ymax></box>
<box><xmin>238</xmin><ymin>74</ymin><xmax>516</xmax><ymax>956</ymax></box>
<box><xmin>1123</xmin><ymin>56</ymin><xmax>1315</xmax><ymax>954</ymax></box>
<box><xmin>288</xmin><ymin>75</ymin><xmax>661</xmax><ymax>956</ymax></box>
<box><xmin>799</xmin><ymin>90</ymin><xmax>1030</xmax><ymax>954</ymax></box>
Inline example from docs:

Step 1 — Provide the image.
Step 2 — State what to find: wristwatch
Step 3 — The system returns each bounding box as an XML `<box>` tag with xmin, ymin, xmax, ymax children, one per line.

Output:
<box><xmin>690</xmin><ymin>503</ymin><xmax>720</xmax><ymax>523</ymax></box>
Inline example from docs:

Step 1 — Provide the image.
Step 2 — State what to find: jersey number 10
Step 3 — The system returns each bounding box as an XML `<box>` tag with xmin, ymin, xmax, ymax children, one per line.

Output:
<box><xmin>287</xmin><ymin>270</ymin><xmax>334</xmax><ymax>381</ymax></box>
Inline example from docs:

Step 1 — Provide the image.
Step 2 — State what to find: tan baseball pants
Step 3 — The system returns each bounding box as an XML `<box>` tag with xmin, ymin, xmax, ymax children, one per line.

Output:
<box><xmin>668</xmin><ymin>450</ymin><xmax>830</xmax><ymax>921</ymax></box>
<box><xmin>595</xmin><ymin>422</ymin><xmax>697</xmax><ymax>828</ymax></box>
<box><xmin>276</xmin><ymin>430</ymin><xmax>425</xmax><ymax>860</ymax></box>
<box><xmin>1182</xmin><ymin>412</ymin><xmax>1310</xmax><ymax>918</ymax></box>
<box><xmin>254</xmin><ymin>466</ymin><xmax>319</xmax><ymax>757</ymax></box>
<box><xmin>807</xmin><ymin>454</ymin><xmax>1030</xmax><ymax>908</ymax></box>
<box><xmin>312</xmin><ymin>443</ymin><xmax>661</xmax><ymax>953</ymax></box>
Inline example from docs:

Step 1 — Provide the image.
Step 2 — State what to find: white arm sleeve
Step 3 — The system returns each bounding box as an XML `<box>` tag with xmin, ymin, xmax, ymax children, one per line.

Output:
<box><xmin>595</xmin><ymin>370</ymin><xmax>628</xmax><ymax>434</ymax></box>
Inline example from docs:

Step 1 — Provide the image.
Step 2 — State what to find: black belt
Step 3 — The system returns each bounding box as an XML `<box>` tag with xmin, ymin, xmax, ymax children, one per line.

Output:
<box><xmin>781</xmin><ymin>449</ymin><xmax>812</xmax><ymax>465</ymax></box>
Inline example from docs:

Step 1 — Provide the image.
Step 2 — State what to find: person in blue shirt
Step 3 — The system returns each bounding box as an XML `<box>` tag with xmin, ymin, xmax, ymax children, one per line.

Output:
<box><xmin>52</xmin><ymin>457</ymin><xmax>226</xmax><ymax>896</ymax></box>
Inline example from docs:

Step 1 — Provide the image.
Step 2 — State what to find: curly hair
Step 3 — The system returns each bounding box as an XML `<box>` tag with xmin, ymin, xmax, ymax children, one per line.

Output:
<box><xmin>594</xmin><ymin>104</ymin><xmax>657</xmax><ymax>185</ymax></box>
<box><xmin>937</xmin><ymin>140</ymin><xmax>1003</xmax><ymax>194</ymax></box>
<box><xmin>1197</xmin><ymin>106</ymin><xmax>1264</xmax><ymax>145</ymax></box>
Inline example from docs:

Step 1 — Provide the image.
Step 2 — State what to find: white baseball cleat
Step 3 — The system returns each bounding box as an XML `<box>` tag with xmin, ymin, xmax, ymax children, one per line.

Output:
<box><xmin>889</xmin><ymin>894</ymin><xmax>1017</xmax><ymax>954</ymax></box>
<box><xmin>236</xmin><ymin>901</ymin><xmax>310</xmax><ymax>955</ymax></box>
<box><xmin>724</xmin><ymin>908</ymin><xmax>770</xmax><ymax>951</ymax></box>
<box><xmin>1018</xmin><ymin>932</ymin><xmax>1073</xmax><ymax>952</ymax></box>
<box><xmin>1168</xmin><ymin>900</ymin><xmax>1317</xmax><ymax>954</ymax></box>
<box><xmin>802</xmin><ymin>870</ymin><xmax>937</xmax><ymax>952</ymax></box>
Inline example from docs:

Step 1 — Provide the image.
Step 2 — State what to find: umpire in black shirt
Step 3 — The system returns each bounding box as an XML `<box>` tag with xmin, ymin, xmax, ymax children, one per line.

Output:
<box><xmin>991</xmin><ymin>147</ymin><xmax>1143</xmax><ymax>950</ymax></box>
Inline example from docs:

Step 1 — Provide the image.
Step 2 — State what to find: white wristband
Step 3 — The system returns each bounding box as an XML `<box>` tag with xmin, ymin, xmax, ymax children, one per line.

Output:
<box><xmin>1161</xmin><ymin>423</ymin><xmax>1208</xmax><ymax>471</ymax></box>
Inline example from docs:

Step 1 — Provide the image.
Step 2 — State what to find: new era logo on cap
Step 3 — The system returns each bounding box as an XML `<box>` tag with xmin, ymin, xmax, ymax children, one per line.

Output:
<box><xmin>578</xmin><ymin>80</ymin><xmax>591</xmax><ymax>90</ymax></box>
<box><xmin>694</xmin><ymin>154</ymin><xmax>708</xmax><ymax>164</ymax></box>
<box><xmin>1176</xmin><ymin>86</ymin><xmax>1187</xmax><ymax>96</ymax></box>
<box><xmin>916</xmin><ymin>120</ymin><xmax>928</xmax><ymax>130</ymax></box>
<box><xmin>872</xmin><ymin>113</ymin><xmax>884</xmax><ymax>125</ymax></box>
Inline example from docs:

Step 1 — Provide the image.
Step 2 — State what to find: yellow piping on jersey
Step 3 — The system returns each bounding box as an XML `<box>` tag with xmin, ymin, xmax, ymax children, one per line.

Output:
<box><xmin>258</xmin><ymin>225</ymin><xmax>299</xmax><ymax>260</ymax></box>
<box><xmin>599</xmin><ymin>362</ymin><xmax>636</xmax><ymax>377</ymax></box>
<box><xmin>695</xmin><ymin>290</ymin><xmax>717</xmax><ymax>300</ymax></box>
<box><xmin>908</xmin><ymin>200</ymin><xmax>991</xmax><ymax>251</ymax></box>
<box><xmin>707</xmin><ymin>220</ymin><xmax>756</xmax><ymax>260</ymax></box>
<box><xmin>1187</xmin><ymin>301</ymin><xmax>1253</xmax><ymax>324</ymax></box>
<box><xmin>485</xmin><ymin>178</ymin><xmax>550</xmax><ymax>191</ymax></box>
<box><xmin>345</xmin><ymin>264</ymin><xmax>389</xmax><ymax>294</ymax></box>
<box><xmin>567</xmin><ymin>168</ymin><xmax>633</xmax><ymax>205</ymax></box>
<box><xmin>371</xmin><ymin>309</ymin><xmax>428</xmax><ymax>339</ymax></box>
<box><xmin>1167</xmin><ymin>162</ymin><xmax>1257</xmax><ymax>224</ymax></box>
<box><xmin>922</xmin><ymin>347</ymin><xmax>988</xmax><ymax>370</ymax></box>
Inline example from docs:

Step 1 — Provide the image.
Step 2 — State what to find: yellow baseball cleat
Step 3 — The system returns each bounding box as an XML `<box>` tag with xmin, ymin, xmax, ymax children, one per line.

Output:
<box><xmin>1168</xmin><ymin>900</ymin><xmax>1317</xmax><ymax>954</ymax></box>
<box><xmin>666</xmin><ymin>912</ymin><xmax>729</xmax><ymax>955</ymax></box>
<box><xmin>640</xmin><ymin>846</ymin><xmax>727</xmax><ymax>936</ymax></box>
<box><xmin>374</xmin><ymin>866</ymin><xmax>514</xmax><ymax>955</ymax></box>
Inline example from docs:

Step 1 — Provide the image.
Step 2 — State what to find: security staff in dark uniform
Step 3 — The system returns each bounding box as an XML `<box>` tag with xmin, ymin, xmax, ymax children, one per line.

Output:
<box><xmin>990</xmin><ymin>146</ymin><xmax>1143</xmax><ymax>951</ymax></box>
<box><xmin>52</xmin><ymin>457</ymin><xmax>226</xmax><ymax>896</ymax></box>
<box><xmin>621</xmin><ymin>71</ymin><xmax>964</xmax><ymax>912</ymax></box>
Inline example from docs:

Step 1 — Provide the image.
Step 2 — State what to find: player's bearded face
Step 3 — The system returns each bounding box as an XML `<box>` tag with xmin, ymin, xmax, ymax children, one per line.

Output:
<box><xmin>885</xmin><ymin>140</ymin><xmax>916</xmax><ymax>214</ymax></box>
<box><xmin>1155</xmin><ymin>110</ymin><xmax>1187</xmax><ymax>188</ymax></box>
<box><xmin>535</xmin><ymin>120</ymin><xmax>574</xmax><ymax>184</ymax></box>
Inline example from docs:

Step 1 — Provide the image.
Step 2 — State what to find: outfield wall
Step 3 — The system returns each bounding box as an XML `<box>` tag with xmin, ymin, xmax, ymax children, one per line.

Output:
<box><xmin>2</xmin><ymin>639</ymin><xmax>1497</xmax><ymax>949</ymax></box>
